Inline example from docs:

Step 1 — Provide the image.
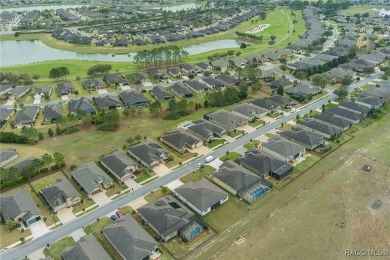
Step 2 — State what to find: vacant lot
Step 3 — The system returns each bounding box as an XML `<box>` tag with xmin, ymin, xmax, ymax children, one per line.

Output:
<box><xmin>211</xmin><ymin>118</ymin><xmax>390</xmax><ymax>260</ymax></box>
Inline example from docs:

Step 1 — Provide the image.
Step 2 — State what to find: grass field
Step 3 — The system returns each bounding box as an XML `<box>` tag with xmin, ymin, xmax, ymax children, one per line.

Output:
<box><xmin>219</xmin><ymin>152</ymin><xmax>242</xmax><ymax>162</ymax></box>
<box><xmin>188</xmin><ymin>115</ymin><xmax>390</xmax><ymax>260</ymax></box>
<box><xmin>43</xmin><ymin>236</ymin><xmax>75</xmax><ymax>260</ymax></box>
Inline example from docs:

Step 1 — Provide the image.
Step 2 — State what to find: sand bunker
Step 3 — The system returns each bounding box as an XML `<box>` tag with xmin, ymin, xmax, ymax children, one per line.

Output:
<box><xmin>246</xmin><ymin>24</ymin><xmax>270</xmax><ymax>34</ymax></box>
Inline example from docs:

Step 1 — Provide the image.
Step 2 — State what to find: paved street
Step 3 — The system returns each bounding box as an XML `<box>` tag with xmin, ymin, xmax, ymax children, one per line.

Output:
<box><xmin>1</xmin><ymin>90</ymin><xmax>335</xmax><ymax>260</ymax></box>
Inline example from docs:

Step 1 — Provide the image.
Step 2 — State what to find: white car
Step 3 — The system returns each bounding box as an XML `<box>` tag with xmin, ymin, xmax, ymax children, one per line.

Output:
<box><xmin>205</xmin><ymin>156</ymin><xmax>214</xmax><ymax>163</ymax></box>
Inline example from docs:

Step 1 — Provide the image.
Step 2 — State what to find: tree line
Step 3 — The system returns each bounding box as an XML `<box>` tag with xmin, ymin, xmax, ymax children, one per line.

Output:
<box><xmin>0</xmin><ymin>72</ymin><xmax>39</xmax><ymax>85</ymax></box>
<box><xmin>134</xmin><ymin>45</ymin><xmax>189</xmax><ymax>68</ymax></box>
<box><xmin>49</xmin><ymin>66</ymin><xmax>70</xmax><ymax>80</ymax></box>
<box><xmin>235</xmin><ymin>31</ymin><xmax>264</xmax><ymax>41</ymax></box>
<box><xmin>87</xmin><ymin>64</ymin><xmax>112</xmax><ymax>76</ymax></box>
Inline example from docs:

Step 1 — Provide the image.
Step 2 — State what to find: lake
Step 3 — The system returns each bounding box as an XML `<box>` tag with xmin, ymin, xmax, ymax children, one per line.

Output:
<box><xmin>155</xmin><ymin>3</ymin><xmax>201</xmax><ymax>12</ymax></box>
<box><xmin>371</xmin><ymin>8</ymin><xmax>390</xmax><ymax>16</ymax></box>
<box><xmin>1</xmin><ymin>39</ymin><xmax>244</xmax><ymax>66</ymax></box>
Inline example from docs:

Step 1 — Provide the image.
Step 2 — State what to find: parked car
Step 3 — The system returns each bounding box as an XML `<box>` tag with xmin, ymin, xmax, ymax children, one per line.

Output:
<box><xmin>196</xmin><ymin>163</ymin><xmax>203</xmax><ymax>168</ymax></box>
<box><xmin>116</xmin><ymin>211</ymin><xmax>124</xmax><ymax>218</ymax></box>
<box><xmin>111</xmin><ymin>215</ymin><xmax>119</xmax><ymax>221</ymax></box>
<box><xmin>205</xmin><ymin>156</ymin><xmax>214</xmax><ymax>163</ymax></box>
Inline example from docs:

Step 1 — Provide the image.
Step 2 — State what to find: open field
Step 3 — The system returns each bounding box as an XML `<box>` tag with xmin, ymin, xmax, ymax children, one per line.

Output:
<box><xmin>186</xmin><ymin>116</ymin><xmax>390</xmax><ymax>260</ymax></box>
<box><xmin>338</xmin><ymin>5</ymin><xmax>387</xmax><ymax>15</ymax></box>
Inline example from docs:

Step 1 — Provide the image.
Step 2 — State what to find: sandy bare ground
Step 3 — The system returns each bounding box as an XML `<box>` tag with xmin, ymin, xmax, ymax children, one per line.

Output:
<box><xmin>246</xmin><ymin>24</ymin><xmax>270</xmax><ymax>34</ymax></box>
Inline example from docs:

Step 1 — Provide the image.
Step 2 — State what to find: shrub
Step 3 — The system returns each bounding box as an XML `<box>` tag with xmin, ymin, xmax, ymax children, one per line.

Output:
<box><xmin>60</xmin><ymin>163</ymin><xmax>66</xmax><ymax>167</ymax></box>
<box><xmin>70</xmin><ymin>165</ymin><xmax>77</xmax><ymax>171</ymax></box>
<box><xmin>51</xmin><ymin>165</ymin><xmax>60</xmax><ymax>171</ymax></box>
<box><xmin>40</xmin><ymin>168</ymin><xmax>49</xmax><ymax>173</ymax></box>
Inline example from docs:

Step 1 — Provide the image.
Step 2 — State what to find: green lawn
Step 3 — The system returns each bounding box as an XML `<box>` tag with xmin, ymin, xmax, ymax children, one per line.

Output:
<box><xmin>207</xmin><ymin>139</ymin><xmax>227</xmax><ymax>149</ymax></box>
<box><xmin>243</xmin><ymin>139</ymin><xmax>261</xmax><ymax>149</ymax></box>
<box><xmin>144</xmin><ymin>188</ymin><xmax>172</xmax><ymax>202</ymax></box>
<box><xmin>219</xmin><ymin>152</ymin><xmax>242</xmax><ymax>162</ymax></box>
<box><xmin>249</xmin><ymin>119</ymin><xmax>265</xmax><ymax>128</ymax></box>
<box><xmin>227</xmin><ymin>130</ymin><xmax>245</xmax><ymax>138</ymax></box>
<box><xmin>267</xmin><ymin>112</ymin><xmax>283</xmax><ymax>118</ymax></box>
<box><xmin>30</xmin><ymin>171</ymin><xmax>66</xmax><ymax>192</ymax></box>
<box><xmin>43</xmin><ymin>236</ymin><xmax>76</xmax><ymax>260</ymax></box>
<box><xmin>277</xmin><ymin>123</ymin><xmax>295</xmax><ymax>131</ymax></box>
<box><xmin>180</xmin><ymin>165</ymin><xmax>216</xmax><ymax>183</ymax></box>
<box><xmin>105</xmin><ymin>179</ymin><xmax>128</xmax><ymax>197</ymax></box>
<box><xmin>294</xmin><ymin>154</ymin><xmax>321</xmax><ymax>174</ymax></box>
<box><xmin>165</xmin><ymin>152</ymin><xmax>197</xmax><ymax>168</ymax></box>
<box><xmin>265</xmin><ymin>133</ymin><xmax>273</xmax><ymax>138</ymax></box>
<box><xmin>135</xmin><ymin>170</ymin><xmax>153</xmax><ymax>183</ymax></box>
<box><xmin>325</xmin><ymin>103</ymin><xmax>337</xmax><ymax>109</ymax></box>
<box><xmin>202</xmin><ymin>197</ymin><xmax>249</xmax><ymax>233</ymax></box>
<box><xmin>0</xmin><ymin>224</ymin><xmax>32</xmax><ymax>249</ymax></box>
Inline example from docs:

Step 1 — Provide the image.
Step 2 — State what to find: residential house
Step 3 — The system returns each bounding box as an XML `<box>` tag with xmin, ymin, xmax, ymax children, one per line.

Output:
<box><xmin>355</xmin><ymin>96</ymin><xmax>383</xmax><ymax>110</ymax></box>
<box><xmin>260</xmin><ymin>69</ymin><xmax>275</xmax><ymax>82</ymax></box>
<box><xmin>262</xmin><ymin>136</ymin><xmax>306</xmax><ymax>162</ymax></box>
<box><xmin>119</xmin><ymin>90</ymin><xmax>149</xmax><ymax>107</ymax></box>
<box><xmin>180</xmin><ymin>64</ymin><xmax>198</xmax><ymax>75</ymax></box>
<box><xmin>14</xmin><ymin>106</ymin><xmax>39</xmax><ymax>128</ymax></box>
<box><xmin>326</xmin><ymin>106</ymin><xmax>365</xmax><ymax>123</ymax></box>
<box><xmin>71</xmin><ymin>162</ymin><xmax>113</xmax><ymax>196</ymax></box>
<box><xmin>199</xmin><ymin>77</ymin><xmax>225</xmax><ymax>90</ymax></box>
<box><xmin>270</xmin><ymin>78</ymin><xmax>293</xmax><ymax>89</ymax></box>
<box><xmin>338</xmin><ymin>100</ymin><xmax>371</xmax><ymax>115</ymax></box>
<box><xmin>102</xmin><ymin>215</ymin><xmax>157</xmax><ymax>260</ymax></box>
<box><xmin>0</xmin><ymin>84</ymin><xmax>13</xmax><ymax>95</ymax></box>
<box><xmin>286</xmin><ymin>84</ymin><xmax>322</xmax><ymax>98</ymax></box>
<box><xmin>150</xmin><ymin>85</ymin><xmax>173</xmax><ymax>101</ymax></box>
<box><xmin>268</xmin><ymin>94</ymin><xmax>295</xmax><ymax>108</ymax></box>
<box><xmin>216</xmin><ymin>74</ymin><xmax>239</xmax><ymax>86</ymax></box>
<box><xmin>62</xmin><ymin>234</ymin><xmax>111</xmax><ymax>260</ymax></box>
<box><xmin>40</xmin><ymin>177</ymin><xmax>81</xmax><ymax>212</ymax></box>
<box><xmin>174</xmin><ymin>178</ymin><xmax>228</xmax><ymax>216</ymax></box>
<box><xmin>137</xmin><ymin>195</ymin><xmax>205</xmax><ymax>242</ymax></box>
<box><xmin>127</xmin><ymin>72</ymin><xmax>147</xmax><ymax>83</ymax></box>
<box><xmin>170</xmin><ymin>82</ymin><xmax>194</xmax><ymax>98</ymax></box>
<box><xmin>5</xmin><ymin>156</ymin><xmax>37</xmax><ymax>172</ymax></box>
<box><xmin>68</xmin><ymin>97</ymin><xmax>95</xmax><ymax>115</ymax></box>
<box><xmin>211</xmin><ymin>59</ymin><xmax>229</xmax><ymax>71</ymax></box>
<box><xmin>82</xmin><ymin>79</ymin><xmax>106</xmax><ymax>91</ymax></box>
<box><xmin>184</xmin><ymin>80</ymin><xmax>208</xmax><ymax>93</ymax></box>
<box><xmin>104</xmin><ymin>74</ymin><xmax>129</xmax><ymax>88</ymax></box>
<box><xmin>5</xmin><ymin>86</ymin><xmax>30</xmax><ymax>101</ymax></box>
<box><xmin>160</xmin><ymin>130</ymin><xmax>202</xmax><ymax>154</ymax></box>
<box><xmin>205</xmin><ymin>109</ymin><xmax>248</xmax><ymax>131</ymax></box>
<box><xmin>213</xmin><ymin>161</ymin><xmax>271</xmax><ymax>204</ymax></box>
<box><xmin>280</xmin><ymin>127</ymin><xmax>324</xmax><ymax>150</ymax></box>
<box><xmin>0</xmin><ymin>107</ymin><xmax>15</xmax><ymax>124</ymax></box>
<box><xmin>128</xmin><ymin>141</ymin><xmax>170</xmax><ymax>169</ymax></box>
<box><xmin>186</xmin><ymin>119</ymin><xmax>226</xmax><ymax>142</ymax></box>
<box><xmin>0</xmin><ymin>188</ymin><xmax>42</xmax><ymax>226</ymax></box>
<box><xmin>57</xmin><ymin>81</ymin><xmax>74</xmax><ymax>95</ymax></box>
<box><xmin>113</xmin><ymin>39</ymin><xmax>128</xmax><ymax>47</ymax></box>
<box><xmin>0</xmin><ymin>148</ymin><xmax>18</xmax><ymax>167</ymax></box>
<box><xmin>232</xmin><ymin>103</ymin><xmax>268</xmax><ymax>121</ymax></box>
<box><xmin>34</xmin><ymin>86</ymin><xmax>52</xmax><ymax>98</ymax></box>
<box><xmin>230</xmin><ymin>56</ymin><xmax>247</xmax><ymax>68</ymax></box>
<box><xmin>43</xmin><ymin>104</ymin><xmax>63</xmax><ymax>122</ymax></box>
<box><xmin>195</xmin><ymin>62</ymin><xmax>212</xmax><ymax>72</ymax></box>
<box><xmin>93</xmin><ymin>95</ymin><xmax>122</xmax><ymax>111</ymax></box>
<box><xmin>299</xmin><ymin>118</ymin><xmax>343</xmax><ymax>139</ymax></box>
<box><xmin>314</xmin><ymin>111</ymin><xmax>354</xmax><ymax>130</ymax></box>
<box><xmin>238</xmin><ymin>148</ymin><xmax>293</xmax><ymax>180</ymax></box>
<box><xmin>100</xmin><ymin>151</ymin><xmax>138</xmax><ymax>183</ymax></box>
<box><xmin>167</xmin><ymin>68</ymin><xmax>182</xmax><ymax>78</ymax></box>
<box><xmin>148</xmin><ymin>68</ymin><xmax>168</xmax><ymax>80</ymax></box>
<box><xmin>251</xmin><ymin>99</ymin><xmax>280</xmax><ymax>112</ymax></box>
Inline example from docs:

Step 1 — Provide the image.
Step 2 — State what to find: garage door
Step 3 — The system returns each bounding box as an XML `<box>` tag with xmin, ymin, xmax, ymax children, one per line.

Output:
<box><xmin>27</xmin><ymin>216</ymin><xmax>41</xmax><ymax>225</ymax></box>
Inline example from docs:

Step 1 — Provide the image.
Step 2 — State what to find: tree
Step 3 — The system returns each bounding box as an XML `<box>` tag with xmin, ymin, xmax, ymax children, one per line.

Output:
<box><xmin>126</xmin><ymin>136</ymin><xmax>135</xmax><ymax>146</ymax></box>
<box><xmin>227</xmin><ymin>50</ymin><xmax>234</xmax><ymax>56</ymax></box>
<box><xmin>341</xmin><ymin>77</ymin><xmax>353</xmax><ymax>86</ymax></box>
<box><xmin>333</xmin><ymin>87</ymin><xmax>348</xmax><ymax>99</ymax></box>
<box><xmin>42</xmin><ymin>153</ymin><xmax>53</xmax><ymax>167</ymax></box>
<box><xmin>32</xmin><ymin>74</ymin><xmax>40</xmax><ymax>81</ymax></box>
<box><xmin>135</xmin><ymin>134</ymin><xmax>142</xmax><ymax>143</ymax></box>
<box><xmin>161</xmin><ymin>186</ymin><xmax>169</xmax><ymax>196</ymax></box>
<box><xmin>122</xmin><ymin>108</ymin><xmax>130</xmax><ymax>118</ymax></box>
<box><xmin>277</xmin><ymin>86</ymin><xmax>284</xmax><ymax>96</ymax></box>
<box><xmin>259</xmin><ymin>11</ymin><xmax>266</xmax><ymax>20</ymax></box>
<box><xmin>53</xmin><ymin>152</ymin><xmax>65</xmax><ymax>165</ymax></box>
<box><xmin>20</xmin><ymin>127</ymin><xmax>39</xmax><ymax>144</ymax></box>
<box><xmin>87</xmin><ymin>64</ymin><xmax>112</xmax><ymax>76</ymax></box>
<box><xmin>312</xmin><ymin>75</ymin><xmax>327</xmax><ymax>88</ymax></box>
<box><xmin>268</xmin><ymin>40</ymin><xmax>275</xmax><ymax>46</ymax></box>
<box><xmin>295</xmin><ymin>71</ymin><xmax>307</xmax><ymax>82</ymax></box>
<box><xmin>271</xmin><ymin>35</ymin><xmax>276</xmax><ymax>41</ymax></box>
<box><xmin>240</xmin><ymin>43</ymin><xmax>247</xmax><ymax>49</ymax></box>
<box><xmin>363</xmin><ymin>67</ymin><xmax>375</xmax><ymax>74</ymax></box>
<box><xmin>5</xmin><ymin>220</ymin><xmax>17</xmax><ymax>231</ymax></box>
<box><xmin>149</xmin><ymin>100</ymin><xmax>162</xmax><ymax>114</ymax></box>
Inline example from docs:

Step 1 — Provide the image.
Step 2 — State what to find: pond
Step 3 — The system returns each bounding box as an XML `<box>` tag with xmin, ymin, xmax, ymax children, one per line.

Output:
<box><xmin>371</xmin><ymin>8</ymin><xmax>390</xmax><ymax>16</ymax></box>
<box><xmin>1</xmin><ymin>4</ymin><xmax>89</xmax><ymax>12</ymax></box>
<box><xmin>0</xmin><ymin>39</ymin><xmax>245</xmax><ymax>66</ymax></box>
<box><xmin>154</xmin><ymin>3</ymin><xmax>202</xmax><ymax>12</ymax></box>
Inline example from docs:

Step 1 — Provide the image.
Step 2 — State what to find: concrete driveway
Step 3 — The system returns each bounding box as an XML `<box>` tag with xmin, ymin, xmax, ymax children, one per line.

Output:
<box><xmin>29</xmin><ymin>221</ymin><xmax>49</xmax><ymax>238</ymax></box>
<box><xmin>189</xmin><ymin>145</ymin><xmax>212</xmax><ymax>156</ymax></box>
<box><xmin>128</xmin><ymin>197</ymin><xmax>148</xmax><ymax>210</ymax></box>
<box><xmin>121</xmin><ymin>85</ymin><xmax>131</xmax><ymax>90</ymax></box>
<box><xmin>33</xmin><ymin>98</ymin><xmax>41</xmax><ymax>104</ymax></box>
<box><xmin>61</xmin><ymin>96</ymin><xmax>69</xmax><ymax>101</ymax></box>
<box><xmin>166</xmin><ymin>179</ymin><xmax>184</xmax><ymax>191</ymax></box>
<box><xmin>207</xmin><ymin>158</ymin><xmax>223</xmax><ymax>169</ymax></box>
<box><xmin>237</xmin><ymin>125</ymin><xmax>256</xmax><ymax>133</ymax></box>
<box><xmin>124</xmin><ymin>178</ymin><xmax>141</xmax><ymax>191</ymax></box>
<box><xmin>97</xmin><ymin>89</ymin><xmax>108</xmax><ymax>94</ymax></box>
<box><xmin>90</xmin><ymin>192</ymin><xmax>110</xmax><ymax>206</ymax></box>
<box><xmin>153</xmin><ymin>165</ymin><xmax>171</xmax><ymax>177</ymax></box>
<box><xmin>57</xmin><ymin>207</ymin><xmax>76</xmax><ymax>224</ymax></box>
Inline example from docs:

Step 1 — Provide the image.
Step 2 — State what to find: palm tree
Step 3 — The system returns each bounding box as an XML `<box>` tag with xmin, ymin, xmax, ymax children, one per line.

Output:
<box><xmin>5</xmin><ymin>220</ymin><xmax>17</xmax><ymax>232</ymax></box>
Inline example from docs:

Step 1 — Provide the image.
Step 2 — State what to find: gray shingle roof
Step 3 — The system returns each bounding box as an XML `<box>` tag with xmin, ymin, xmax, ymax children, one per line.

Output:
<box><xmin>206</xmin><ymin>109</ymin><xmax>248</xmax><ymax>129</ymax></box>
<box><xmin>262</xmin><ymin>136</ymin><xmax>305</xmax><ymax>158</ymax></box>
<box><xmin>232</xmin><ymin>103</ymin><xmax>268</xmax><ymax>118</ymax></box>
<box><xmin>151</xmin><ymin>85</ymin><xmax>172</xmax><ymax>100</ymax></box>
<box><xmin>137</xmin><ymin>195</ymin><xmax>200</xmax><ymax>239</ymax></box>
<box><xmin>57</xmin><ymin>81</ymin><xmax>74</xmax><ymax>94</ymax></box>
<box><xmin>286</xmin><ymin>84</ymin><xmax>321</xmax><ymax>96</ymax></box>
<box><xmin>40</xmin><ymin>177</ymin><xmax>80</xmax><ymax>209</ymax></box>
<box><xmin>299</xmin><ymin>118</ymin><xmax>343</xmax><ymax>136</ymax></box>
<box><xmin>15</xmin><ymin>106</ymin><xmax>39</xmax><ymax>125</ymax></box>
<box><xmin>100</xmin><ymin>151</ymin><xmax>137</xmax><ymax>179</ymax></box>
<box><xmin>326</xmin><ymin>106</ymin><xmax>364</xmax><ymax>122</ymax></box>
<box><xmin>214</xmin><ymin>161</ymin><xmax>262</xmax><ymax>192</ymax></box>
<box><xmin>94</xmin><ymin>95</ymin><xmax>122</xmax><ymax>110</ymax></box>
<box><xmin>5</xmin><ymin>156</ymin><xmax>37</xmax><ymax>171</ymax></box>
<box><xmin>175</xmin><ymin>178</ymin><xmax>228</xmax><ymax>212</ymax></box>
<box><xmin>280</xmin><ymin>127</ymin><xmax>323</xmax><ymax>148</ymax></box>
<box><xmin>0</xmin><ymin>108</ymin><xmax>14</xmax><ymax>122</ymax></box>
<box><xmin>68</xmin><ymin>97</ymin><xmax>95</xmax><ymax>115</ymax></box>
<box><xmin>314</xmin><ymin>111</ymin><xmax>354</xmax><ymax>128</ymax></box>
<box><xmin>71</xmin><ymin>162</ymin><xmax>113</xmax><ymax>194</ymax></box>
<box><xmin>0</xmin><ymin>148</ymin><xmax>18</xmax><ymax>165</ymax></box>
<box><xmin>161</xmin><ymin>130</ymin><xmax>201</xmax><ymax>150</ymax></box>
<box><xmin>187</xmin><ymin>119</ymin><xmax>226</xmax><ymax>140</ymax></box>
<box><xmin>338</xmin><ymin>100</ymin><xmax>371</xmax><ymax>114</ymax></box>
<box><xmin>128</xmin><ymin>141</ymin><xmax>169</xmax><ymax>166</ymax></box>
<box><xmin>170</xmin><ymin>82</ymin><xmax>193</xmax><ymax>96</ymax></box>
<box><xmin>119</xmin><ymin>90</ymin><xmax>149</xmax><ymax>107</ymax></box>
<box><xmin>0</xmin><ymin>188</ymin><xmax>41</xmax><ymax>222</ymax></box>
<box><xmin>102</xmin><ymin>215</ymin><xmax>156</xmax><ymax>260</ymax></box>
<box><xmin>44</xmin><ymin>104</ymin><xmax>63</xmax><ymax>121</ymax></box>
<box><xmin>62</xmin><ymin>234</ymin><xmax>111</xmax><ymax>260</ymax></box>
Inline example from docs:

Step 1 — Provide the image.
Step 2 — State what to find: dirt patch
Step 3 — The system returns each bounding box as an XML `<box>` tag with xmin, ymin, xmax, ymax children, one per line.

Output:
<box><xmin>246</xmin><ymin>24</ymin><xmax>270</xmax><ymax>33</ymax></box>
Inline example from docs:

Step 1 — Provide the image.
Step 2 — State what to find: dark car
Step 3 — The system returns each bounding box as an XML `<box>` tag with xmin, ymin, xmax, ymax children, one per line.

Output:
<box><xmin>111</xmin><ymin>215</ymin><xmax>119</xmax><ymax>221</ymax></box>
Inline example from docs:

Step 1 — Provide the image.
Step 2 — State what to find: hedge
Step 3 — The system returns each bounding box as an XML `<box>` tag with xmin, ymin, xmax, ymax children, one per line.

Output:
<box><xmin>51</xmin><ymin>165</ymin><xmax>60</xmax><ymax>171</ymax></box>
<box><xmin>0</xmin><ymin>177</ymin><xmax>26</xmax><ymax>190</ymax></box>
<box><xmin>40</xmin><ymin>167</ymin><xmax>49</xmax><ymax>173</ymax></box>
<box><xmin>60</xmin><ymin>163</ymin><xmax>66</xmax><ymax>167</ymax></box>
